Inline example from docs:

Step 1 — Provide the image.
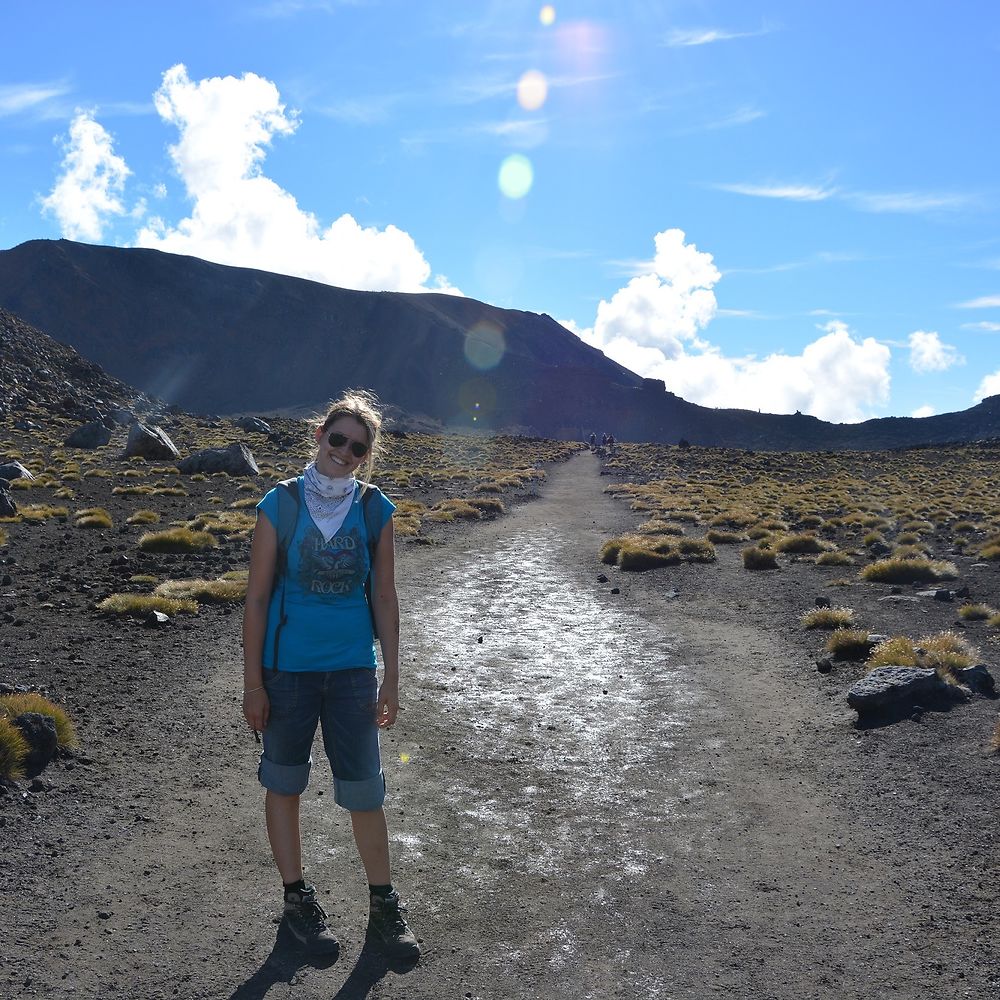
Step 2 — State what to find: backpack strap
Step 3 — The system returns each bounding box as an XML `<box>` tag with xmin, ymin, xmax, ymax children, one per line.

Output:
<box><xmin>271</xmin><ymin>477</ymin><xmax>301</xmax><ymax>670</ymax></box>
<box><xmin>361</xmin><ymin>485</ymin><xmax>381</xmax><ymax>643</ymax></box>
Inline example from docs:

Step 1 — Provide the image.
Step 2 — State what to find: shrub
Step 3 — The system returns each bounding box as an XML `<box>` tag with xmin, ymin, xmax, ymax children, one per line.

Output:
<box><xmin>637</xmin><ymin>519</ymin><xmax>685</xmax><ymax>536</ymax></box>
<box><xmin>867</xmin><ymin>636</ymin><xmax>918</xmax><ymax>669</ymax></box>
<box><xmin>127</xmin><ymin>509</ymin><xmax>160</xmax><ymax>525</ymax></box>
<box><xmin>468</xmin><ymin>498</ymin><xmax>505</xmax><ymax>516</ymax></box>
<box><xmin>138</xmin><ymin>527</ymin><xmax>218</xmax><ymax>553</ymax></box>
<box><xmin>918</xmin><ymin>631</ymin><xmax>979</xmax><ymax>679</ymax></box>
<box><xmin>427</xmin><ymin>500</ymin><xmax>482</xmax><ymax>521</ymax></box>
<box><xmin>826</xmin><ymin>629</ymin><xmax>875</xmax><ymax>661</ymax></box>
<box><xmin>229</xmin><ymin>497</ymin><xmax>259</xmax><ymax>509</ymax></box>
<box><xmin>891</xmin><ymin>543</ymin><xmax>931</xmax><ymax>560</ymax></box>
<box><xmin>97</xmin><ymin>593</ymin><xmax>199</xmax><ymax>617</ymax></box>
<box><xmin>775</xmin><ymin>533</ymin><xmax>829</xmax><ymax>554</ymax></box>
<box><xmin>113</xmin><ymin>485</ymin><xmax>154</xmax><ymax>496</ymax></box>
<box><xmin>863</xmin><ymin>531</ymin><xmax>886</xmax><ymax>548</ymax></box>
<box><xmin>958</xmin><ymin>603</ymin><xmax>996</xmax><ymax>621</ymax></box>
<box><xmin>979</xmin><ymin>543</ymin><xmax>1000</xmax><ymax>561</ymax></box>
<box><xmin>801</xmin><ymin>606</ymin><xmax>855</xmax><ymax>630</ymax></box>
<box><xmin>859</xmin><ymin>557</ymin><xmax>958</xmax><ymax>584</ymax></box>
<box><xmin>154</xmin><ymin>577</ymin><xmax>247</xmax><ymax>604</ymax></box>
<box><xmin>0</xmin><ymin>692</ymin><xmax>77</xmax><ymax>748</ymax></box>
<box><xmin>742</xmin><ymin>546</ymin><xmax>778</xmax><ymax>570</ymax></box>
<box><xmin>817</xmin><ymin>551</ymin><xmax>852</xmax><ymax>566</ymax></box>
<box><xmin>74</xmin><ymin>507</ymin><xmax>113</xmax><ymax>529</ymax></box>
<box><xmin>953</xmin><ymin>521</ymin><xmax>978</xmax><ymax>534</ymax></box>
<box><xmin>617</xmin><ymin>546</ymin><xmax>681</xmax><ymax>571</ymax></box>
<box><xmin>0</xmin><ymin>717</ymin><xmax>30</xmax><ymax>781</ymax></box>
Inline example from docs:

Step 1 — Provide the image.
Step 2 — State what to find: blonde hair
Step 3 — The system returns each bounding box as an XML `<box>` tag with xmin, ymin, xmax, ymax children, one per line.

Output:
<box><xmin>315</xmin><ymin>388</ymin><xmax>384</xmax><ymax>487</ymax></box>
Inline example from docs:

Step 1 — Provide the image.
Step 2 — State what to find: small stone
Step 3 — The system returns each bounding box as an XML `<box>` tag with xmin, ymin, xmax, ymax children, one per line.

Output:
<box><xmin>816</xmin><ymin>657</ymin><xmax>834</xmax><ymax>674</ymax></box>
<box><xmin>815</xmin><ymin>596</ymin><xmax>832</xmax><ymax>608</ymax></box>
<box><xmin>610</xmin><ymin>587</ymin><xmax>620</xmax><ymax>595</ymax></box>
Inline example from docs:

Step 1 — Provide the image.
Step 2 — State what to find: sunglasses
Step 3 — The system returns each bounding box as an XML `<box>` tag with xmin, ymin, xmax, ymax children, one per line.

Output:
<box><xmin>327</xmin><ymin>431</ymin><xmax>369</xmax><ymax>458</ymax></box>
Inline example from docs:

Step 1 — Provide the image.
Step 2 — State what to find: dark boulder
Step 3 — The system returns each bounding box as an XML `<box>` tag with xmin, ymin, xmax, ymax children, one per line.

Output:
<box><xmin>65</xmin><ymin>420</ymin><xmax>112</xmax><ymax>449</ymax></box>
<box><xmin>125</xmin><ymin>422</ymin><xmax>180</xmax><ymax>460</ymax></box>
<box><xmin>177</xmin><ymin>442</ymin><xmax>259</xmax><ymax>477</ymax></box>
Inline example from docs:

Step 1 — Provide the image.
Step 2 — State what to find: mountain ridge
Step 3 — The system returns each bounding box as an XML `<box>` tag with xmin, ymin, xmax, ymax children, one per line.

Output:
<box><xmin>2</xmin><ymin>238</ymin><xmax>999</xmax><ymax>450</ymax></box>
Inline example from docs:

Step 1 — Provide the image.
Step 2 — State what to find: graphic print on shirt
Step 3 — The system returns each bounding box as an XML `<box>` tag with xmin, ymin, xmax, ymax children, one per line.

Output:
<box><xmin>296</xmin><ymin>524</ymin><xmax>367</xmax><ymax>597</ymax></box>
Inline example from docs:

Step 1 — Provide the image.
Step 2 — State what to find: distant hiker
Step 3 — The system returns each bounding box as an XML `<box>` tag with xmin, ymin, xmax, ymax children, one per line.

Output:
<box><xmin>588</xmin><ymin>432</ymin><xmax>597</xmax><ymax>450</ymax></box>
<box><xmin>242</xmin><ymin>390</ymin><xmax>419</xmax><ymax>962</ymax></box>
<box><xmin>607</xmin><ymin>432</ymin><xmax>615</xmax><ymax>453</ymax></box>
<box><xmin>601</xmin><ymin>433</ymin><xmax>609</xmax><ymax>448</ymax></box>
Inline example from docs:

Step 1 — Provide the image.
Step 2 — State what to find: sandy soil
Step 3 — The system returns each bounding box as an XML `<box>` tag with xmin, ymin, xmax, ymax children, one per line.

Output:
<box><xmin>2</xmin><ymin>451</ymin><xmax>999</xmax><ymax>999</ymax></box>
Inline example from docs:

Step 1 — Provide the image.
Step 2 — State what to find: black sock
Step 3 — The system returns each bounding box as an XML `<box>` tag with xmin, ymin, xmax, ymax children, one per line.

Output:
<box><xmin>283</xmin><ymin>878</ymin><xmax>308</xmax><ymax>898</ymax></box>
<box><xmin>369</xmin><ymin>883</ymin><xmax>393</xmax><ymax>898</ymax></box>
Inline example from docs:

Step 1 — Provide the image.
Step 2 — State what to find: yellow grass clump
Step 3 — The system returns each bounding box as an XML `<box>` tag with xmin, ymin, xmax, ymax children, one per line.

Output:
<box><xmin>0</xmin><ymin>717</ymin><xmax>30</xmax><ymax>781</ymax></box>
<box><xmin>154</xmin><ymin>577</ymin><xmax>248</xmax><ymax>604</ymax></box>
<box><xmin>825</xmin><ymin>629</ymin><xmax>874</xmax><ymax>661</ymax></box>
<box><xmin>742</xmin><ymin>546</ymin><xmax>778</xmax><ymax>570</ymax></box>
<box><xmin>127</xmin><ymin>509</ymin><xmax>160</xmax><ymax>525</ymax></box>
<box><xmin>801</xmin><ymin>606</ymin><xmax>855</xmax><ymax>630</ymax></box>
<box><xmin>0</xmin><ymin>692</ymin><xmax>77</xmax><ymax>749</ymax></box>
<box><xmin>138</xmin><ymin>527</ymin><xmax>218</xmax><ymax>553</ymax></box>
<box><xmin>97</xmin><ymin>593</ymin><xmax>199</xmax><ymax>617</ymax></box>
<box><xmin>74</xmin><ymin>507</ymin><xmax>113</xmax><ymax>529</ymax></box>
<box><xmin>859</xmin><ymin>557</ymin><xmax>958</xmax><ymax>584</ymax></box>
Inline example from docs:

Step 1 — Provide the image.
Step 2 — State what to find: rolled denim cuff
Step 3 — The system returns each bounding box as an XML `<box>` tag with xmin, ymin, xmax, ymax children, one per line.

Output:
<box><xmin>258</xmin><ymin>755</ymin><xmax>312</xmax><ymax>795</ymax></box>
<box><xmin>333</xmin><ymin>770</ymin><xmax>386</xmax><ymax>811</ymax></box>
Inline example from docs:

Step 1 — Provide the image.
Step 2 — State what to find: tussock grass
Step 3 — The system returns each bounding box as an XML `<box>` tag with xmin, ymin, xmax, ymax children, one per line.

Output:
<box><xmin>979</xmin><ymin>542</ymin><xmax>1000</xmax><ymax>561</ymax></box>
<box><xmin>0</xmin><ymin>717</ymin><xmax>30</xmax><ymax>781</ymax></box>
<box><xmin>127</xmin><ymin>509</ymin><xmax>160</xmax><ymax>525</ymax></box>
<box><xmin>601</xmin><ymin>533</ymin><xmax>714</xmax><ymax>570</ymax></box>
<box><xmin>154</xmin><ymin>577</ymin><xmax>247</xmax><ymax>604</ymax></box>
<box><xmin>801</xmin><ymin>606</ymin><xmax>855</xmax><ymax>630</ymax></box>
<box><xmin>617</xmin><ymin>546</ymin><xmax>681</xmax><ymax>571</ymax></box>
<box><xmin>675</xmin><ymin>537</ymin><xmax>716</xmax><ymax>562</ymax></box>
<box><xmin>859</xmin><ymin>557</ymin><xmax>958</xmax><ymax>584</ymax></box>
<box><xmin>636</xmin><ymin>519</ymin><xmax>685</xmax><ymax>536</ymax></box>
<box><xmin>706</xmin><ymin>529</ymin><xmax>746</xmax><ymax>544</ymax></box>
<box><xmin>129</xmin><ymin>574</ymin><xmax>159</xmax><ymax>585</ymax></box>
<box><xmin>0</xmin><ymin>692</ymin><xmax>77</xmax><ymax>748</ymax></box>
<box><xmin>229</xmin><ymin>497</ymin><xmax>259</xmax><ymax>509</ymax></box>
<box><xmin>16</xmin><ymin>504</ymin><xmax>70</xmax><ymax>522</ymax></box>
<box><xmin>187</xmin><ymin>510</ymin><xmax>256</xmax><ymax>537</ymax></box>
<box><xmin>958</xmin><ymin>603</ymin><xmax>996</xmax><ymax>621</ymax></box>
<box><xmin>74</xmin><ymin>507</ymin><xmax>113</xmax><ymax>529</ymax></box>
<box><xmin>817</xmin><ymin>550</ymin><xmax>852</xmax><ymax>566</ymax></box>
<box><xmin>825</xmin><ymin>629</ymin><xmax>875</xmax><ymax>661</ymax></box>
<box><xmin>0</xmin><ymin>528</ymin><xmax>6</xmax><ymax>546</ymax></box>
<box><xmin>990</xmin><ymin>719</ymin><xmax>1000</xmax><ymax>754</ymax></box>
<box><xmin>113</xmin><ymin>485</ymin><xmax>154</xmax><ymax>496</ymax></box>
<box><xmin>742</xmin><ymin>546</ymin><xmax>778</xmax><ymax>570</ymax></box>
<box><xmin>467</xmin><ymin>498</ymin><xmax>505</xmax><ymax>516</ymax></box>
<box><xmin>138</xmin><ymin>527</ymin><xmax>218</xmax><ymax>553</ymax></box>
<box><xmin>988</xmin><ymin>613</ymin><xmax>1000</xmax><ymax>629</ymax></box>
<box><xmin>866</xmin><ymin>631</ymin><xmax>978</xmax><ymax>682</ymax></box>
<box><xmin>775</xmin><ymin>533</ymin><xmax>830</xmax><ymax>554</ymax></box>
<box><xmin>97</xmin><ymin>593</ymin><xmax>199</xmax><ymax>617</ymax></box>
<box><xmin>427</xmin><ymin>500</ymin><xmax>482</xmax><ymax>521</ymax></box>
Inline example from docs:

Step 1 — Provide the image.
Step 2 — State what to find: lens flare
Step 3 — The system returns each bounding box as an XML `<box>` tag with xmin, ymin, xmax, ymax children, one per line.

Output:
<box><xmin>498</xmin><ymin>154</ymin><xmax>533</xmax><ymax>199</ymax></box>
<box><xmin>540</xmin><ymin>5</ymin><xmax>556</xmax><ymax>26</ymax></box>
<box><xmin>464</xmin><ymin>321</ymin><xmax>507</xmax><ymax>371</ymax></box>
<box><xmin>517</xmin><ymin>70</ymin><xmax>548</xmax><ymax>111</ymax></box>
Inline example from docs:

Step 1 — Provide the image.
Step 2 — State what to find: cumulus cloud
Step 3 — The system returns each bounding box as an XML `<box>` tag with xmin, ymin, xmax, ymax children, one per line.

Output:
<box><xmin>911</xmin><ymin>405</ymin><xmax>935</xmax><ymax>418</ymax></box>
<box><xmin>134</xmin><ymin>64</ymin><xmax>455</xmax><ymax>293</ymax></box>
<box><xmin>975</xmin><ymin>370</ymin><xmax>1000</xmax><ymax>401</ymax></box>
<box><xmin>40</xmin><ymin>111</ymin><xmax>131</xmax><ymax>240</ymax></box>
<box><xmin>907</xmin><ymin>330</ymin><xmax>963</xmax><ymax>373</ymax></box>
<box><xmin>566</xmin><ymin>230</ymin><xmax>891</xmax><ymax>422</ymax></box>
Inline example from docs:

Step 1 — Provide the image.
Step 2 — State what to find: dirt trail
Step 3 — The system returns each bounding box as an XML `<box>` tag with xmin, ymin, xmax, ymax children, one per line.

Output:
<box><xmin>5</xmin><ymin>452</ymin><xmax>999</xmax><ymax>999</ymax></box>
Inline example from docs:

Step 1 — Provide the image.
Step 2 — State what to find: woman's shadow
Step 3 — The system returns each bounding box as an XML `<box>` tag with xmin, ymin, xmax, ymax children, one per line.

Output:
<box><xmin>229</xmin><ymin>919</ymin><xmax>419</xmax><ymax>1000</ymax></box>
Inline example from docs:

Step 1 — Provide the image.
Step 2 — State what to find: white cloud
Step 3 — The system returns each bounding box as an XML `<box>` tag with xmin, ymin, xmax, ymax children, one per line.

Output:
<box><xmin>848</xmin><ymin>190</ymin><xmax>973</xmax><ymax>214</ymax></box>
<box><xmin>961</xmin><ymin>321</ymin><xmax>1000</xmax><ymax>332</ymax></box>
<box><xmin>133</xmin><ymin>65</ymin><xmax>456</xmax><ymax>294</ymax></box>
<box><xmin>40</xmin><ymin>111</ymin><xmax>131</xmax><ymax>240</ymax></box>
<box><xmin>911</xmin><ymin>405</ymin><xmax>935</xmax><ymax>418</ymax></box>
<box><xmin>0</xmin><ymin>81</ymin><xmax>71</xmax><ymax>117</ymax></box>
<box><xmin>567</xmin><ymin>230</ymin><xmax>891</xmax><ymax>422</ymax></box>
<box><xmin>956</xmin><ymin>294</ymin><xmax>1000</xmax><ymax>309</ymax></box>
<box><xmin>907</xmin><ymin>330</ymin><xmax>963</xmax><ymax>373</ymax></box>
<box><xmin>713</xmin><ymin>181</ymin><xmax>836</xmax><ymax>202</ymax></box>
<box><xmin>975</xmin><ymin>370</ymin><xmax>1000</xmax><ymax>401</ymax></box>
<box><xmin>664</xmin><ymin>26</ymin><xmax>771</xmax><ymax>47</ymax></box>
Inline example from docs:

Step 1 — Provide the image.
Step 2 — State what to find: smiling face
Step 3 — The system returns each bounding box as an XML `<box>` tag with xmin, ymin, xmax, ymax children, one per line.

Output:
<box><xmin>313</xmin><ymin>415</ymin><xmax>371</xmax><ymax>479</ymax></box>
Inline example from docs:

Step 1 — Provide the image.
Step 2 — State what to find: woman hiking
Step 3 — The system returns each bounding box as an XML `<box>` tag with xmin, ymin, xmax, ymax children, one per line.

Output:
<box><xmin>241</xmin><ymin>389</ymin><xmax>419</xmax><ymax>961</ymax></box>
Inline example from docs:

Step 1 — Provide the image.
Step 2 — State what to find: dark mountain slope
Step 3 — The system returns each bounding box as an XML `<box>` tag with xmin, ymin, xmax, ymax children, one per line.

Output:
<box><xmin>1</xmin><ymin>238</ymin><xmax>998</xmax><ymax>449</ymax></box>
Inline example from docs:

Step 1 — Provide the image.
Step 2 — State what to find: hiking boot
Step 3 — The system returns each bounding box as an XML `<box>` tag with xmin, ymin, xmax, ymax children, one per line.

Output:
<box><xmin>366</xmin><ymin>889</ymin><xmax>420</xmax><ymax>960</ymax></box>
<box><xmin>283</xmin><ymin>885</ymin><xmax>340</xmax><ymax>956</ymax></box>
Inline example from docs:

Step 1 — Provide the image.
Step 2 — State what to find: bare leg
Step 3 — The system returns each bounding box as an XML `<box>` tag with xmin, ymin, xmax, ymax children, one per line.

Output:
<box><xmin>351</xmin><ymin>807</ymin><xmax>391</xmax><ymax>885</ymax></box>
<box><xmin>266</xmin><ymin>790</ymin><xmax>303</xmax><ymax>883</ymax></box>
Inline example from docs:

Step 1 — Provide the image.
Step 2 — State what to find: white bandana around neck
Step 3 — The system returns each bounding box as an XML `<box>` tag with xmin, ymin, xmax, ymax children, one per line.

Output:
<box><xmin>303</xmin><ymin>461</ymin><xmax>357</xmax><ymax>542</ymax></box>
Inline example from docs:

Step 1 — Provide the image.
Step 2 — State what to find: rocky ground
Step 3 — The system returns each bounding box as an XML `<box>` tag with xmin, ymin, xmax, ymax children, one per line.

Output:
<box><xmin>2</xmin><ymin>443</ymin><xmax>1000</xmax><ymax>1000</ymax></box>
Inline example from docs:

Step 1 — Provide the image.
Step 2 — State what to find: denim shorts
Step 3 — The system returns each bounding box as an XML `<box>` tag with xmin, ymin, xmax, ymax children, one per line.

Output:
<box><xmin>258</xmin><ymin>667</ymin><xmax>385</xmax><ymax>811</ymax></box>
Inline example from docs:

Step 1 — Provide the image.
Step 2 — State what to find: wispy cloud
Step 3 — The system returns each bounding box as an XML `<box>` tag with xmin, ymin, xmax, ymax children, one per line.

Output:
<box><xmin>847</xmin><ymin>190</ymin><xmax>976</xmax><ymax>214</ymax></box>
<box><xmin>452</xmin><ymin>71</ymin><xmax>617</xmax><ymax>106</ymax></box>
<box><xmin>249</xmin><ymin>0</ymin><xmax>362</xmax><ymax>18</ymax></box>
<box><xmin>961</xmin><ymin>321</ymin><xmax>1000</xmax><ymax>331</ymax></box>
<box><xmin>0</xmin><ymin>80</ymin><xmax>72</xmax><ymax>119</ymax></box>
<box><xmin>956</xmin><ymin>294</ymin><xmax>1000</xmax><ymax>309</ymax></box>
<box><xmin>665</xmin><ymin>25</ymin><xmax>774</xmax><ymax>47</ymax></box>
<box><xmin>712</xmin><ymin>181</ymin><xmax>836</xmax><ymax>202</ymax></box>
<box><xmin>318</xmin><ymin>94</ymin><xmax>404</xmax><ymax>124</ymax></box>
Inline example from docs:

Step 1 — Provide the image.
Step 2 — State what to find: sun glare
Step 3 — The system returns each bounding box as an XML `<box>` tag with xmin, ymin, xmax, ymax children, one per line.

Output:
<box><xmin>517</xmin><ymin>70</ymin><xmax>548</xmax><ymax>112</ymax></box>
<box><xmin>498</xmin><ymin>154</ymin><xmax>534</xmax><ymax>199</ymax></box>
<box><xmin>539</xmin><ymin>5</ymin><xmax>556</xmax><ymax>27</ymax></box>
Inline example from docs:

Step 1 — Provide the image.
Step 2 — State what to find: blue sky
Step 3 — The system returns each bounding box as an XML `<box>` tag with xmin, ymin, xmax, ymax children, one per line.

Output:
<box><xmin>2</xmin><ymin>0</ymin><xmax>999</xmax><ymax>423</ymax></box>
